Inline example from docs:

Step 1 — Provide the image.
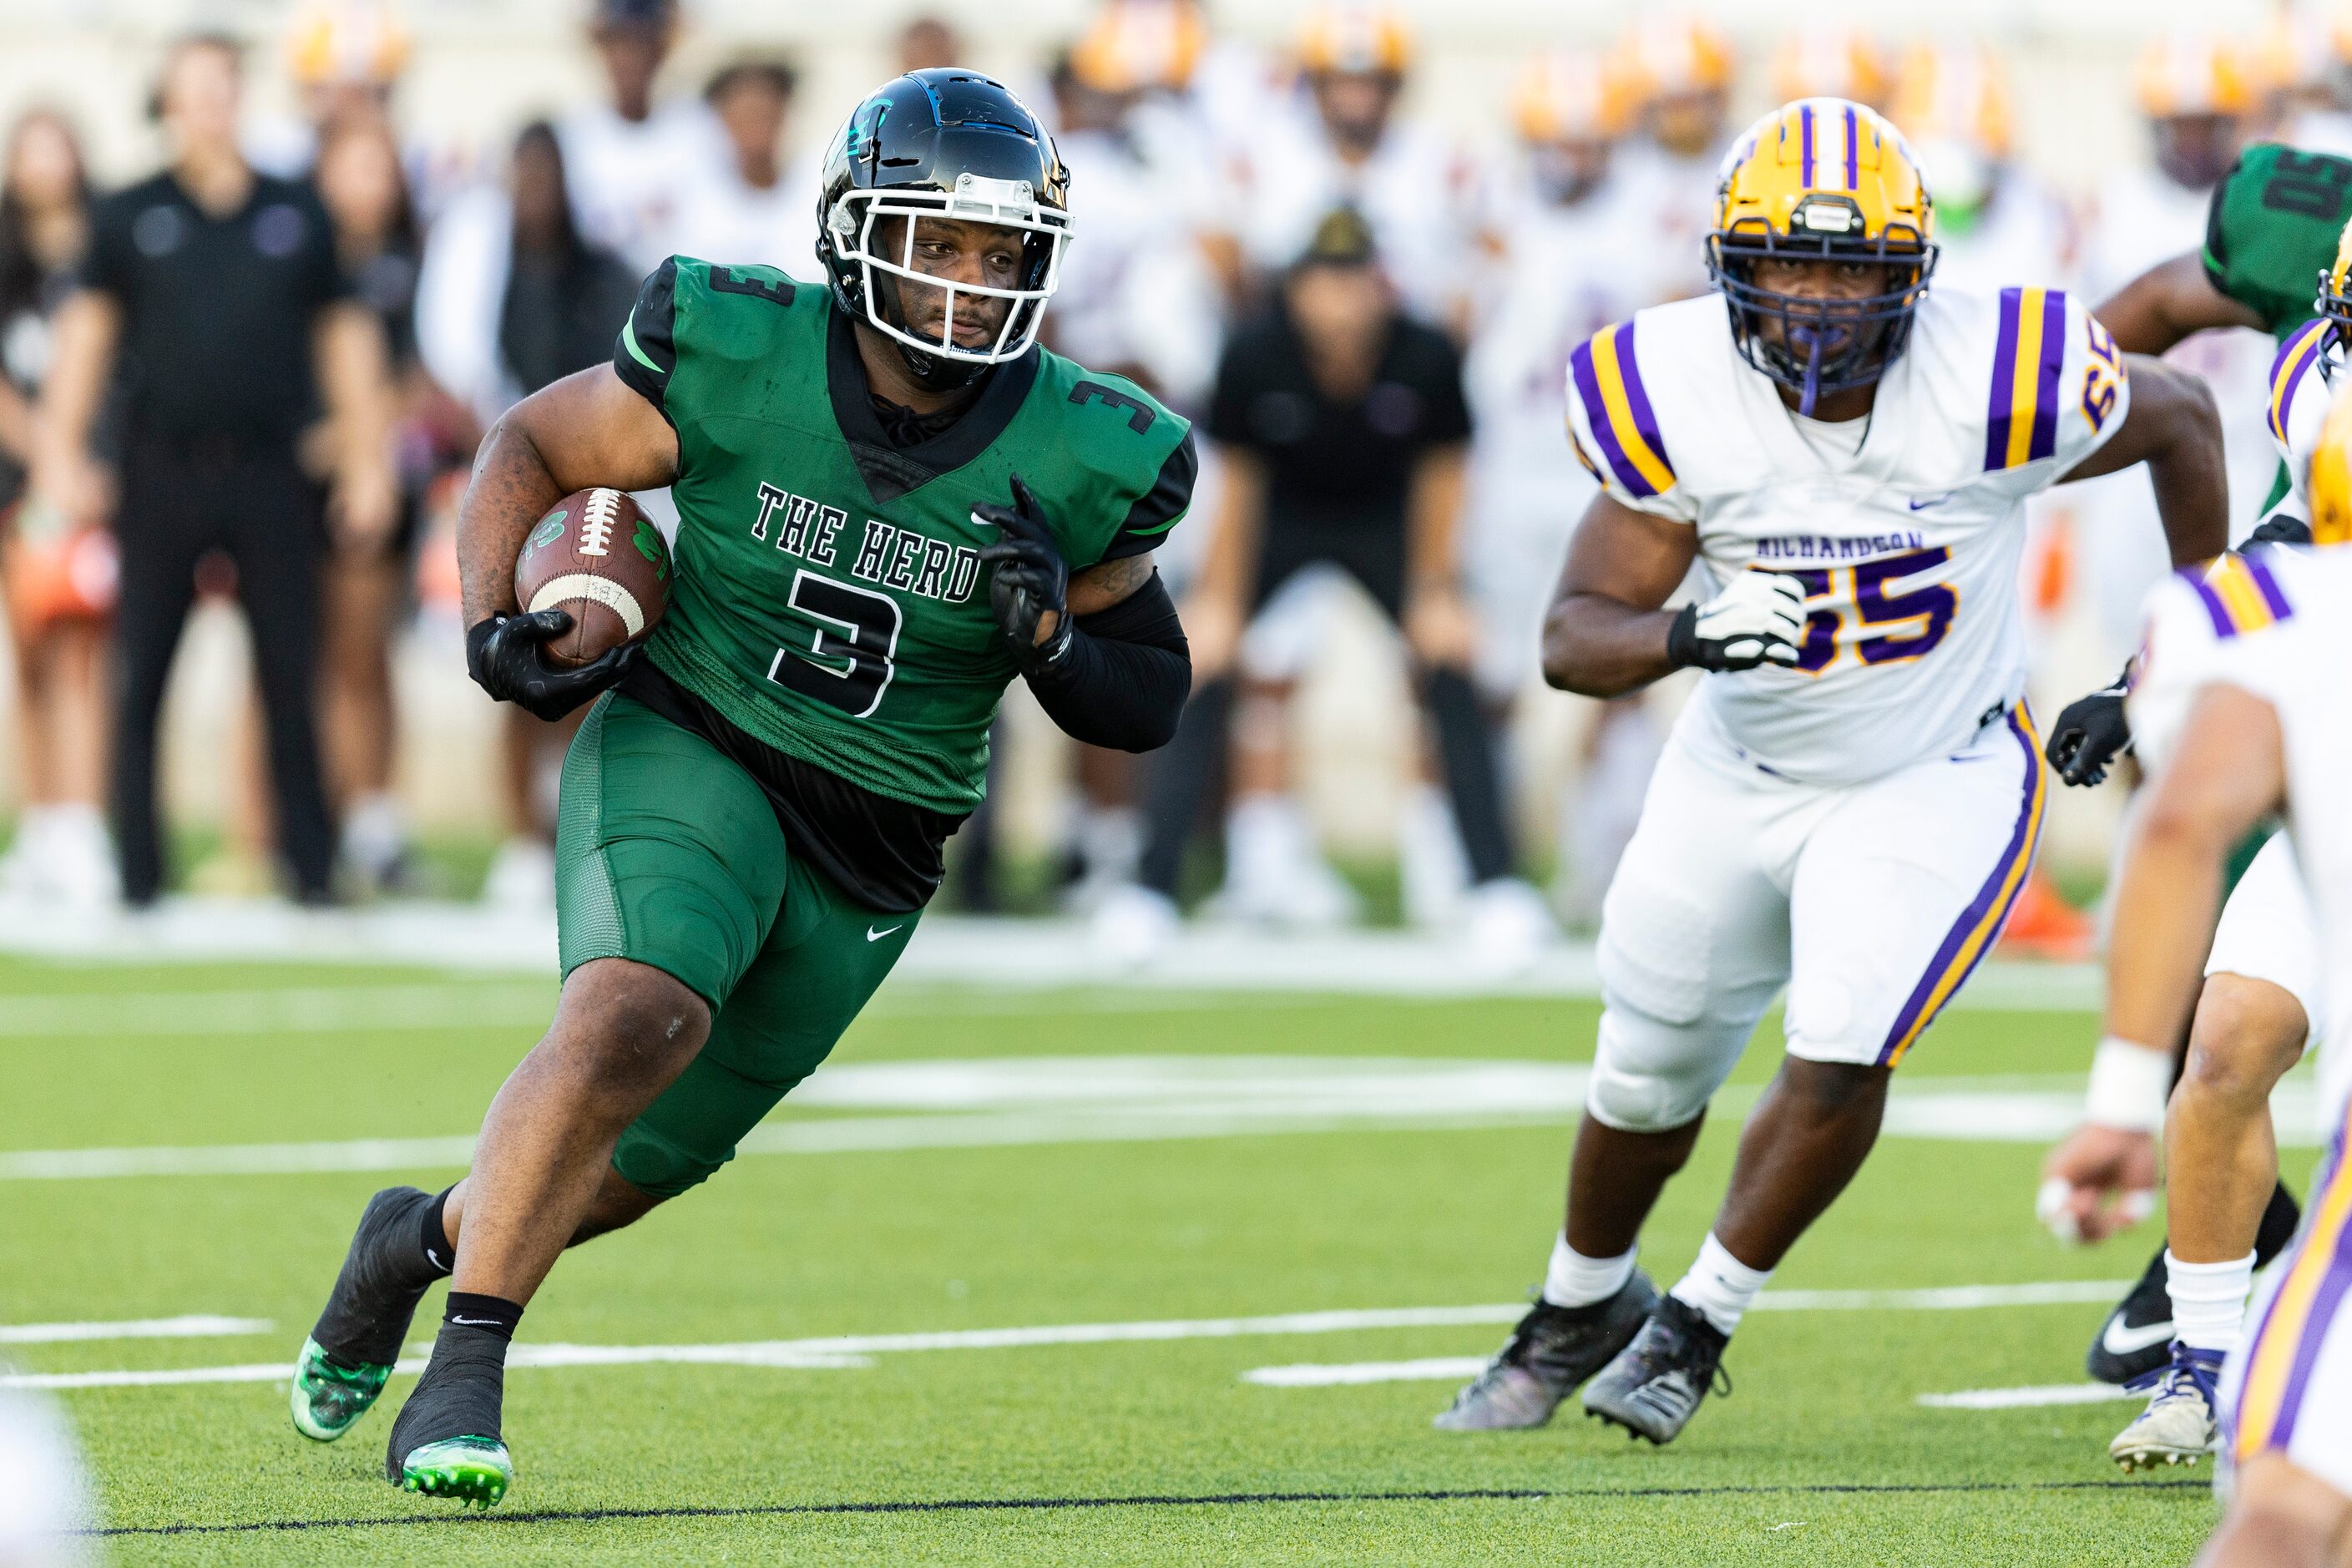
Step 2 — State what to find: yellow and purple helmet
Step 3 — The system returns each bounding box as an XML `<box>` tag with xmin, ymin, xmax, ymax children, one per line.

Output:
<box><xmin>2308</xmin><ymin>386</ymin><xmax>2352</xmax><ymax>545</ymax></box>
<box><xmin>2319</xmin><ymin>215</ymin><xmax>2352</xmax><ymax>352</ymax></box>
<box><xmin>1707</xmin><ymin>99</ymin><xmax>1935</xmax><ymax>413</ymax></box>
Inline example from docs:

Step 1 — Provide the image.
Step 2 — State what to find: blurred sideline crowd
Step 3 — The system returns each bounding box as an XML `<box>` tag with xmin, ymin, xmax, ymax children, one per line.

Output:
<box><xmin>0</xmin><ymin>0</ymin><xmax>2339</xmax><ymax>963</ymax></box>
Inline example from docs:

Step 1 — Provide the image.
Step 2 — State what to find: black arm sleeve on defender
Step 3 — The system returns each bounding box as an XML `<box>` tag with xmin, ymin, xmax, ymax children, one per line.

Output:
<box><xmin>1023</xmin><ymin>569</ymin><xmax>1191</xmax><ymax>753</ymax></box>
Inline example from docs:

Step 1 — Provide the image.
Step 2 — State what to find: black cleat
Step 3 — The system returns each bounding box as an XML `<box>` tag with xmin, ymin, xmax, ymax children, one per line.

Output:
<box><xmin>386</xmin><ymin>1318</ymin><xmax>511</xmax><ymax>1504</ymax></box>
<box><xmin>290</xmin><ymin>1186</ymin><xmax>444</xmax><ymax>1442</ymax></box>
<box><xmin>2086</xmin><ymin>1243</ymin><xmax>2174</xmax><ymax>1387</ymax></box>
<box><xmin>1433</xmin><ymin>1272</ymin><xmax>1659</xmax><ymax>1430</ymax></box>
<box><xmin>1581</xmin><ymin>1294</ymin><xmax>1730</xmax><ymax>1445</ymax></box>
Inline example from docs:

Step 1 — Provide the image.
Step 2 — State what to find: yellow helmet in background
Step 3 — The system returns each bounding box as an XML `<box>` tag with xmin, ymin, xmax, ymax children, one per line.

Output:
<box><xmin>2134</xmin><ymin>34</ymin><xmax>2259</xmax><ymax>119</ymax></box>
<box><xmin>1707</xmin><ymin>99</ymin><xmax>1936</xmax><ymax>412</ymax></box>
<box><xmin>1616</xmin><ymin>16</ymin><xmax>1732</xmax><ymax>99</ymax></box>
<box><xmin>2307</xmin><ymin>386</ymin><xmax>2352</xmax><ymax>544</ymax></box>
<box><xmin>1071</xmin><ymin>0</ymin><xmax>1207</xmax><ymax>96</ymax></box>
<box><xmin>1770</xmin><ymin>29</ymin><xmax>1889</xmax><ymax>109</ymax></box>
<box><xmin>1512</xmin><ymin>49</ymin><xmax>1636</xmax><ymax>145</ymax></box>
<box><xmin>2319</xmin><ymin>215</ymin><xmax>2352</xmax><ymax>350</ymax></box>
<box><xmin>1297</xmin><ymin>1</ymin><xmax>1413</xmax><ymax>78</ymax></box>
<box><xmin>1889</xmin><ymin>43</ymin><xmax>2013</xmax><ymax>162</ymax></box>
<box><xmin>286</xmin><ymin>0</ymin><xmax>409</xmax><ymax>89</ymax></box>
<box><xmin>2258</xmin><ymin>8</ymin><xmax>2334</xmax><ymax>98</ymax></box>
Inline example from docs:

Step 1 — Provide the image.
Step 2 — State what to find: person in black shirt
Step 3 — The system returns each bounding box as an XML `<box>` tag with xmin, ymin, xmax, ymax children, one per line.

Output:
<box><xmin>0</xmin><ymin>107</ymin><xmax>118</xmax><ymax>907</ymax></box>
<box><xmin>1115</xmin><ymin>208</ymin><xmax>1546</xmax><ymax>957</ymax></box>
<box><xmin>33</xmin><ymin>34</ymin><xmax>395</xmax><ymax>906</ymax></box>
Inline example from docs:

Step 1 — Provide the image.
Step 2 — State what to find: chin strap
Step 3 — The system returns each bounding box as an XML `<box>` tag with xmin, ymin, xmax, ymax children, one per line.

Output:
<box><xmin>1793</xmin><ymin>326</ymin><xmax>1825</xmax><ymax>417</ymax></box>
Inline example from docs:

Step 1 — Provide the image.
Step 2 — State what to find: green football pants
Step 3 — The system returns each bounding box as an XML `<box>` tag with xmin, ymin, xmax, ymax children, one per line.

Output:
<box><xmin>554</xmin><ymin>693</ymin><xmax>920</xmax><ymax>1197</ymax></box>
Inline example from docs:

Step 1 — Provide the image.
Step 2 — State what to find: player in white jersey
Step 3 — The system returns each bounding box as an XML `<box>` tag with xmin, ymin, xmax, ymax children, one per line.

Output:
<box><xmin>1434</xmin><ymin>99</ymin><xmax>2229</xmax><ymax>1446</ymax></box>
<box><xmin>1610</xmin><ymin>17</ymin><xmax>1736</xmax><ymax>306</ymax></box>
<box><xmin>2055</xmin><ymin>226</ymin><xmax>2352</xmax><ymax>1472</ymax></box>
<box><xmin>2098</xmin><ymin>396</ymin><xmax>2352</xmax><ymax>1565</ymax></box>
<box><xmin>2071</xmin><ymin>36</ymin><xmax>2278</xmax><ymax>652</ymax></box>
<box><xmin>1464</xmin><ymin>50</ymin><xmax>1666</xmax><ymax>917</ymax></box>
<box><xmin>1207</xmin><ymin>3</ymin><xmax>1480</xmax><ymax>331</ymax></box>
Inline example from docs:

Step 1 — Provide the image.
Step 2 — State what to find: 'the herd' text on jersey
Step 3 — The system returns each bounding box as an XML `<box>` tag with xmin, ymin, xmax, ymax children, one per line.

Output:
<box><xmin>1565</xmin><ymin>284</ymin><xmax>2128</xmax><ymax>783</ymax></box>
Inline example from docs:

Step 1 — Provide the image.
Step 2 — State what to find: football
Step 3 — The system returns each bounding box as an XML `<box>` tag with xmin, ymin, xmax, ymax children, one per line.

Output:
<box><xmin>513</xmin><ymin>488</ymin><xmax>671</xmax><ymax>669</ymax></box>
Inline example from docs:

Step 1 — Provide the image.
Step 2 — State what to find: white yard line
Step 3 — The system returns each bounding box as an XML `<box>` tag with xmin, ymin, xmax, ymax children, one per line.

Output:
<box><xmin>1242</xmin><ymin>1357</ymin><xmax>1488</xmax><ymax>1388</ymax></box>
<box><xmin>1917</xmin><ymin>1383</ymin><xmax>2142</xmax><ymax>1410</ymax></box>
<box><xmin>0</xmin><ymin>899</ymin><xmax>2106</xmax><ymax>1009</ymax></box>
<box><xmin>0</xmin><ymin>1316</ymin><xmax>271</xmax><ymax>1345</ymax></box>
<box><xmin>3</xmin><ymin>1285</ymin><xmax>2132</xmax><ymax>1393</ymax></box>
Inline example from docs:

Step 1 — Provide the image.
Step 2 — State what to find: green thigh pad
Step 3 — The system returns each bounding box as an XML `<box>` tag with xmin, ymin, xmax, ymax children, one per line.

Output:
<box><xmin>559</xmin><ymin>695</ymin><xmax>923</xmax><ymax>1200</ymax></box>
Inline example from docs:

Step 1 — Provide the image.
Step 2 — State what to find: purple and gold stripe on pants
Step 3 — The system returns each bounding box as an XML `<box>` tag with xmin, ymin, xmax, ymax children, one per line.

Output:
<box><xmin>2234</xmin><ymin>1125</ymin><xmax>2352</xmax><ymax>1464</ymax></box>
<box><xmin>1984</xmin><ymin>288</ymin><xmax>2069</xmax><ymax>472</ymax></box>
<box><xmin>1877</xmin><ymin>704</ymin><xmax>2048</xmax><ymax>1066</ymax></box>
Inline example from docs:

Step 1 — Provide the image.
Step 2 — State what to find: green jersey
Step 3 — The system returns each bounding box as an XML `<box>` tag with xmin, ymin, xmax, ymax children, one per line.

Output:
<box><xmin>2203</xmin><ymin>142</ymin><xmax>2352</xmax><ymax>339</ymax></box>
<box><xmin>611</xmin><ymin>257</ymin><xmax>1193</xmax><ymax>823</ymax></box>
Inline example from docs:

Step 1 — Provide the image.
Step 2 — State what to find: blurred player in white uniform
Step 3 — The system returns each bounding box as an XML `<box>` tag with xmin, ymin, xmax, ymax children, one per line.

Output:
<box><xmin>2098</xmin><ymin>397</ymin><xmax>2352</xmax><ymax>1567</ymax></box>
<box><xmin>1890</xmin><ymin>43</ymin><xmax>2095</xmax><ymax>959</ymax></box>
<box><xmin>1206</xmin><ymin>2</ymin><xmax>1481</xmax><ymax>331</ymax></box>
<box><xmin>1029</xmin><ymin>8</ymin><xmax>1227</xmax><ymax>910</ymax></box>
<box><xmin>1768</xmin><ymin>29</ymin><xmax>1889</xmax><ymax>112</ymax></box>
<box><xmin>1611</xmin><ymin>18</ymin><xmax>1736</xmax><ymax>306</ymax></box>
<box><xmin>1436</xmin><ymin>99</ymin><xmax>2228</xmax><ymax>1446</ymax></box>
<box><xmin>672</xmin><ymin>60</ymin><xmax>824</xmax><ymax>284</ymax></box>
<box><xmin>1463</xmin><ymin>50</ymin><xmax>1666</xmax><ymax>923</ymax></box>
<box><xmin>557</xmin><ymin>0</ymin><xmax>726</xmax><ymax>276</ymax></box>
<box><xmin>2263</xmin><ymin>8</ymin><xmax>2352</xmax><ymax>160</ymax></box>
<box><xmin>2071</xmin><ymin>37</ymin><xmax>2278</xmax><ymax>657</ymax></box>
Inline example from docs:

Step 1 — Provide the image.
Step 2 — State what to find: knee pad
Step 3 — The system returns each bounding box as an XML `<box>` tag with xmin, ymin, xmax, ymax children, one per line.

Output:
<box><xmin>1584</xmin><ymin>994</ymin><xmax>1750</xmax><ymax>1133</ymax></box>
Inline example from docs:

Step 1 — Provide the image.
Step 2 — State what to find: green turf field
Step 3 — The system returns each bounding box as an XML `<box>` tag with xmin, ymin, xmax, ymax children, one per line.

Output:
<box><xmin>0</xmin><ymin>953</ymin><xmax>2285</xmax><ymax>1565</ymax></box>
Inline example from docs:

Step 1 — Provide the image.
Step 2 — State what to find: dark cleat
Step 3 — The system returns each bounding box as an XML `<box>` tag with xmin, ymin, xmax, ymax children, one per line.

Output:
<box><xmin>2086</xmin><ymin>1243</ymin><xmax>2174</xmax><ymax>1387</ymax></box>
<box><xmin>1581</xmin><ymin>1294</ymin><xmax>1730</xmax><ymax>1445</ymax></box>
<box><xmin>1434</xmin><ymin>1272</ymin><xmax>1659</xmax><ymax>1431</ymax></box>
<box><xmin>291</xmin><ymin>1186</ymin><xmax>443</xmax><ymax>1442</ymax></box>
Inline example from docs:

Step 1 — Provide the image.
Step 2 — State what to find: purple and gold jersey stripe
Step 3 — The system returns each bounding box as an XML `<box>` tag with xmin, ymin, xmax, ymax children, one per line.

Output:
<box><xmin>2269</xmin><ymin>318</ymin><xmax>2329</xmax><ymax>448</ymax></box>
<box><xmin>1877</xmin><ymin>704</ymin><xmax>2047</xmax><ymax>1066</ymax></box>
<box><xmin>1570</xmin><ymin>322</ymin><xmax>1676</xmax><ymax>498</ymax></box>
<box><xmin>2186</xmin><ymin>551</ymin><xmax>2296</xmax><ymax>639</ymax></box>
<box><xmin>2234</xmin><ymin>1125</ymin><xmax>2352</xmax><ymax>1463</ymax></box>
<box><xmin>1983</xmin><ymin>288</ymin><xmax>2068</xmax><ymax>472</ymax></box>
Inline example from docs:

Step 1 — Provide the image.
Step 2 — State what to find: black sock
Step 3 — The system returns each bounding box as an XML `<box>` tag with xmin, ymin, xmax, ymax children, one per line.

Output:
<box><xmin>386</xmin><ymin>1302</ymin><xmax>518</xmax><ymax>1477</ymax></box>
<box><xmin>422</xmin><ymin>1188</ymin><xmax>455</xmax><ymax>1277</ymax></box>
<box><xmin>311</xmin><ymin>1186</ymin><xmax>448</xmax><ymax>1369</ymax></box>
<box><xmin>2255</xmin><ymin>1181</ymin><xmax>2304</xmax><ymax>1269</ymax></box>
<box><xmin>441</xmin><ymin>1292</ymin><xmax>524</xmax><ymax>1342</ymax></box>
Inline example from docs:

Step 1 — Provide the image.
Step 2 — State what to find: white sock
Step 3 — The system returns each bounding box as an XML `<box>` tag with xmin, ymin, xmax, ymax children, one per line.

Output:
<box><xmin>341</xmin><ymin>792</ymin><xmax>407</xmax><ymax>869</ymax></box>
<box><xmin>2167</xmin><ymin>1250</ymin><xmax>2257</xmax><ymax>1355</ymax></box>
<box><xmin>1542</xmin><ymin>1232</ymin><xmax>1636</xmax><ymax>1308</ymax></box>
<box><xmin>1224</xmin><ymin>795</ymin><xmax>1304</xmax><ymax>898</ymax></box>
<box><xmin>1669</xmin><ymin>1232</ymin><xmax>1774</xmax><ymax>1337</ymax></box>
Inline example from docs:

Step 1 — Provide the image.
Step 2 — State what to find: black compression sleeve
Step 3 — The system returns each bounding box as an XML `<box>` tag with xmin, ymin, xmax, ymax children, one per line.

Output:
<box><xmin>1024</xmin><ymin>570</ymin><xmax>1191</xmax><ymax>752</ymax></box>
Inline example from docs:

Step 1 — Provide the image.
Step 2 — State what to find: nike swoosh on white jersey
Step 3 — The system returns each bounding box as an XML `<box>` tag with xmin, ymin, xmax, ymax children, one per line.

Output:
<box><xmin>866</xmin><ymin>924</ymin><xmax>905</xmax><ymax>942</ymax></box>
<box><xmin>2102</xmin><ymin>1316</ymin><xmax>2176</xmax><ymax>1357</ymax></box>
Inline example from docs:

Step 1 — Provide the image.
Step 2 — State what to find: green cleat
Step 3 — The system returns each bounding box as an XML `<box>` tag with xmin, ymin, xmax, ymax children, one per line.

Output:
<box><xmin>397</xmin><ymin>1435</ymin><xmax>513</xmax><ymax>1509</ymax></box>
<box><xmin>289</xmin><ymin>1336</ymin><xmax>394</xmax><ymax>1443</ymax></box>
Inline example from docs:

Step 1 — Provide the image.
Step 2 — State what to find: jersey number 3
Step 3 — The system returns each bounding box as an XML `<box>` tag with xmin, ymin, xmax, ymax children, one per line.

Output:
<box><xmin>766</xmin><ymin>569</ymin><xmax>900</xmax><ymax>718</ymax></box>
<box><xmin>1771</xmin><ymin>548</ymin><xmax>1958</xmax><ymax>674</ymax></box>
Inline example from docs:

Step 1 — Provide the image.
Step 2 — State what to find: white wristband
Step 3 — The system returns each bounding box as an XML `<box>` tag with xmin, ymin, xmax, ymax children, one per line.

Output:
<box><xmin>2083</xmin><ymin>1036</ymin><xmax>2172</xmax><ymax>1134</ymax></box>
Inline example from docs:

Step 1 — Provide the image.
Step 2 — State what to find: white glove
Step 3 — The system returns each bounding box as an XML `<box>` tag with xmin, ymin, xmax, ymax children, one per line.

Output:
<box><xmin>1668</xmin><ymin>570</ymin><xmax>1807</xmax><ymax>673</ymax></box>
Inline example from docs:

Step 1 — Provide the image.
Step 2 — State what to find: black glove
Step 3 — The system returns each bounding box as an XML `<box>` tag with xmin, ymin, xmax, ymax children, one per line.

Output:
<box><xmin>2247</xmin><ymin>513</ymin><xmax>2313</xmax><ymax>549</ymax></box>
<box><xmin>974</xmin><ymin>474</ymin><xmax>1073</xmax><ymax>675</ymax></box>
<box><xmin>466</xmin><ymin>609</ymin><xmax>641</xmax><ymax>722</ymax></box>
<box><xmin>2045</xmin><ymin>668</ymin><xmax>2134</xmax><ymax>787</ymax></box>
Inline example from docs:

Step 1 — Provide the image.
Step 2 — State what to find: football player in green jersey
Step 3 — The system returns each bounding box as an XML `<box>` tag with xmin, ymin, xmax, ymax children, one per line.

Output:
<box><xmin>286</xmin><ymin>70</ymin><xmax>1196</xmax><ymax>1507</ymax></box>
<box><xmin>2037</xmin><ymin>141</ymin><xmax>2352</xmax><ymax>1406</ymax></box>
